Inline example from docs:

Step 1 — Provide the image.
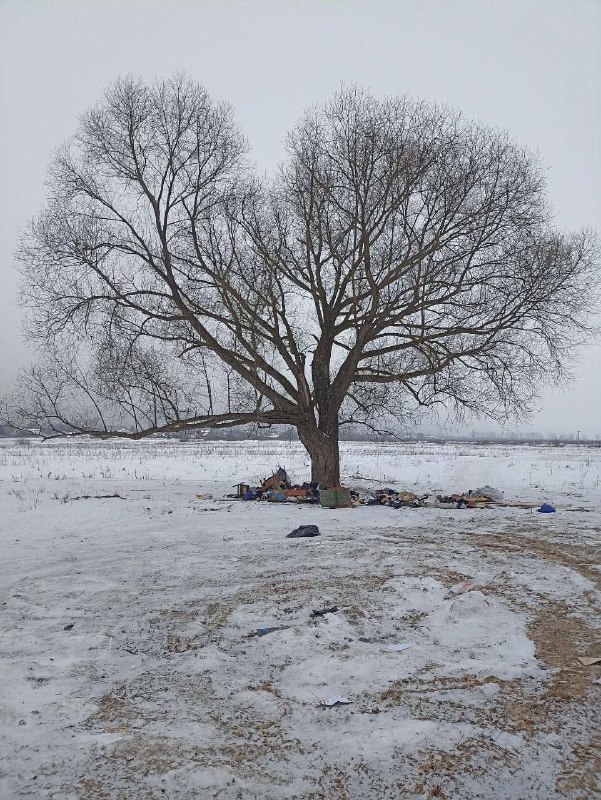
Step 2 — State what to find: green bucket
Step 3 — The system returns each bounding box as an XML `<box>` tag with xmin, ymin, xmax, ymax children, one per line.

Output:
<box><xmin>319</xmin><ymin>487</ymin><xmax>352</xmax><ymax>508</ymax></box>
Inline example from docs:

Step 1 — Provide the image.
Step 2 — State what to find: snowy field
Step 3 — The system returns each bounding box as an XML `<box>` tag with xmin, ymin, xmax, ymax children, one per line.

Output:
<box><xmin>1</xmin><ymin>438</ymin><xmax>600</xmax><ymax>799</ymax></box>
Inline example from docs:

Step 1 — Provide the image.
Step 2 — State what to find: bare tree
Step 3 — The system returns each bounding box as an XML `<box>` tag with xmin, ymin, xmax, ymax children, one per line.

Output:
<box><xmin>8</xmin><ymin>77</ymin><xmax>598</xmax><ymax>485</ymax></box>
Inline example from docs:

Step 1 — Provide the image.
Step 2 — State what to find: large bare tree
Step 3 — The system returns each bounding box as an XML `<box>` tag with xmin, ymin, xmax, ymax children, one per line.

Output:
<box><xmin>8</xmin><ymin>77</ymin><xmax>599</xmax><ymax>485</ymax></box>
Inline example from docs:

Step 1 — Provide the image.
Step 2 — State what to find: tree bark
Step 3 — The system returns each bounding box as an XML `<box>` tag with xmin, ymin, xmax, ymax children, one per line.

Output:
<box><xmin>298</xmin><ymin>421</ymin><xmax>341</xmax><ymax>488</ymax></box>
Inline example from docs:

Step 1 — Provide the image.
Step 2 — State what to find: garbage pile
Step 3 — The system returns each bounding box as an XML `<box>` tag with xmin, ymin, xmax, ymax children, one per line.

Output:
<box><xmin>362</xmin><ymin>484</ymin><xmax>505</xmax><ymax>509</ymax></box>
<box><xmin>365</xmin><ymin>489</ymin><xmax>426</xmax><ymax>508</ymax></box>
<box><xmin>226</xmin><ymin>470</ymin><xmax>510</xmax><ymax>510</ymax></box>
<box><xmin>229</xmin><ymin>467</ymin><xmax>320</xmax><ymax>504</ymax></box>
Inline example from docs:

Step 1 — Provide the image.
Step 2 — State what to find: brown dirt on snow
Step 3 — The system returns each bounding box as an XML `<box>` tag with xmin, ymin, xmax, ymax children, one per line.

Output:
<box><xmin>469</xmin><ymin>533</ymin><xmax>601</xmax><ymax>590</ymax></box>
<box><xmin>468</xmin><ymin>532</ymin><xmax>600</xmax><ymax>706</ymax></box>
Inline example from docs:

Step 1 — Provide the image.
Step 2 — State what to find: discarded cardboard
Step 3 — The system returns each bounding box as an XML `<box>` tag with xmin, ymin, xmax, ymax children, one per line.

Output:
<box><xmin>285</xmin><ymin>488</ymin><xmax>308</xmax><ymax>498</ymax></box>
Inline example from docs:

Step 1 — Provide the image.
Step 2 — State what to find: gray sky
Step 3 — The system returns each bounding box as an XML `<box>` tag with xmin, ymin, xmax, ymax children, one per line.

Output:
<box><xmin>1</xmin><ymin>0</ymin><xmax>600</xmax><ymax>434</ymax></box>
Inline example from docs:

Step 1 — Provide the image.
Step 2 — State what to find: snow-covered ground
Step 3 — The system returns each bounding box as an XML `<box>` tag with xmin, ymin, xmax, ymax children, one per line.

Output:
<box><xmin>1</xmin><ymin>438</ymin><xmax>600</xmax><ymax>799</ymax></box>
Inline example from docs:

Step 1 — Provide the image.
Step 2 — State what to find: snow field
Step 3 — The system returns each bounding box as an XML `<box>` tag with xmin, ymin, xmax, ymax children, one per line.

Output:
<box><xmin>1</xmin><ymin>439</ymin><xmax>600</xmax><ymax>799</ymax></box>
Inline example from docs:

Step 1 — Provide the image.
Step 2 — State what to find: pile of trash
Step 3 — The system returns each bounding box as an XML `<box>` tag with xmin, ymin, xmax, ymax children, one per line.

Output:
<box><xmin>228</xmin><ymin>467</ymin><xmax>320</xmax><ymax>504</ymax></box>
<box><xmin>364</xmin><ymin>488</ymin><xmax>426</xmax><ymax>508</ymax></box>
<box><xmin>226</xmin><ymin>470</ymin><xmax>510</xmax><ymax>510</ymax></box>
<box><xmin>362</xmin><ymin>484</ymin><xmax>505</xmax><ymax>509</ymax></box>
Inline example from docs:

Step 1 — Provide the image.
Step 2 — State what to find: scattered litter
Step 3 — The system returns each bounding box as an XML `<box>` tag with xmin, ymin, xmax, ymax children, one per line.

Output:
<box><xmin>246</xmin><ymin>625</ymin><xmax>292</xmax><ymax>638</ymax></box>
<box><xmin>226</xmin><ymin>473</ymin><xmax>533</xmax><ymax>515</ymax></box>
<box><xmin>287</xmin><ymin>525</ymin><xmax>320</xmax><ymax>538</ymax></box>
<box><xmin>577</xmin><ymin>656</ymin><xmax>601</xmax><ymax>666</ymax></box>
<box><xmin>537</xmin><ymin>503</ymin><xmax>556</xmax><ymax>513</ymax></box>
<box><xmin>387</xmin><ymin>642</ymin><xmax>414</xmax><ymax>652</ymax></box>
<box><xmin>63</xmin><ymin>624</ymin><xmax>74</xmax><ymax>631</ymax></box>
<box><xmin>320</xmin><ymin>695</ymin><xmax>352</xmax><ymax>707</ymax></box>
<box><xmin>311</xmin><ymin>606</ymin><xmax>339</xmax><ymax>617</ymax></box>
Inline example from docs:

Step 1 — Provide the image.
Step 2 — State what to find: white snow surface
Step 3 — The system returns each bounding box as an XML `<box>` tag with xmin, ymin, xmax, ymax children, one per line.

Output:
<box><xmin>0</xmin><ymin>439</ymin><xmax>600</xmax><ymax>799</ymax></box>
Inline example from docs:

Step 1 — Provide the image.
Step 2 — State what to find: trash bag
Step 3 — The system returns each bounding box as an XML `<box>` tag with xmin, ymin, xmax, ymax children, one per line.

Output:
<box><xmin>275</xmin><ymin>467</ymin><xmax>291</xmax><ymax>485</ymax></box>
<box><xmin>537</xmin><ymin>503</ymin><xmax>556</xmax><ymax>513</ymax></box>
<box><xmin>470</xmin><ymin>485</ymin><xmax>504</xmax><ymax>502</ymax></box>
<box><xmin>286</xmin><ymin>525</ymin><xmax>320</xmax><ymax>538</ymax></box>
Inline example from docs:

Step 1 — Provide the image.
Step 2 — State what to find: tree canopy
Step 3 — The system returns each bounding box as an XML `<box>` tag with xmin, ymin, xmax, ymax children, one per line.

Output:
<box><xmin>8</xmin><ymin>76</ymin><xmax>599</xmax><ymax>485</ymax></box>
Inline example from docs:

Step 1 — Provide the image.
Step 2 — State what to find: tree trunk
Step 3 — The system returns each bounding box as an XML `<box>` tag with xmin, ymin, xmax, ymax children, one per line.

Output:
<box><xmin>298</xmin><ymin>421</ymin><xmax>341</xmax><ymax>488</ymax></box>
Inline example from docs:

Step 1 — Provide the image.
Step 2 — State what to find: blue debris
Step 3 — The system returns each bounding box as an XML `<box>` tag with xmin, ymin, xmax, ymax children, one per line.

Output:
<box><xmin>537</xmin><ymin>503</ymin><xmax>556</xmax><ymax>513</ymax></box>
<box><xmin>267</xmin><ymin>489</ymin><xmax>288</xmax><ymax>502</ymax></box>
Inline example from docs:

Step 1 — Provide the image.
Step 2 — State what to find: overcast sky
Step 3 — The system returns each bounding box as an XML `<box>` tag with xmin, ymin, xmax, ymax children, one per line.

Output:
<box><xmin>1</xmin><ymin>0</ymin><xmax>599</xmax><ymax>434</ymax></box>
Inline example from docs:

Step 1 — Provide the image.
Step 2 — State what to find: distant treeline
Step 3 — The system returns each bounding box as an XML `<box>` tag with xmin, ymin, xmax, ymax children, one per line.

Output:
<box><xmin>0</xmin><ymin>423</ymin><xmax>599</xmax><ymax>447</ymax></box>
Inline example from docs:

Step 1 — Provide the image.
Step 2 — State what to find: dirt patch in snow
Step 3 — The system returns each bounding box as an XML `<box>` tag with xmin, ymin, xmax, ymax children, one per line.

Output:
<box><xmin>472</xmin><ymin>533</ymin><xmax>601</xmax><ymax>586</ymax></box>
